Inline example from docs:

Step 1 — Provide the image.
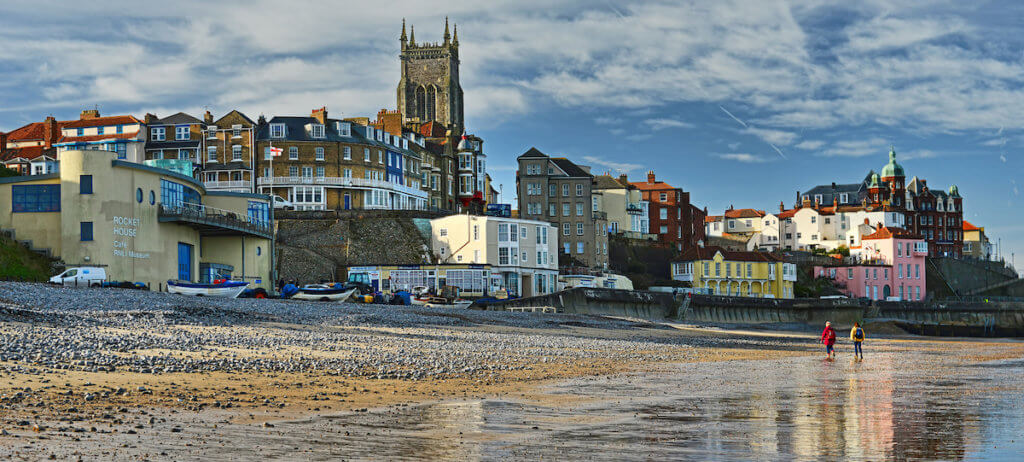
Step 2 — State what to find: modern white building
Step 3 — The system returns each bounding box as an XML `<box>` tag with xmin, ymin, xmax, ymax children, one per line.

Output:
<box><xmin>430</xmin><ymin>214</ymin><xmax>558</xmax><ymax>297</ymax></box>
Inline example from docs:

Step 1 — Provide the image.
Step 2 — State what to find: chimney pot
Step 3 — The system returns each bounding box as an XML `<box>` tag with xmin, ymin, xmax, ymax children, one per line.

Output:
<box><xmin>618</xmin><ymin>173</ymin><xmax>628</xmax><ymax>184</ymax></box>
<box><xmin>80</xmin><ymin>109</ymin><xmax>100</xmax><ymax>120</ymax></box>
<box><xmin>647</xmin><ymin>171</ymin><xmax>655</xmax><ymax>184</ymax></box>
<box><xmin>204</xmin><ymin>111</ymin><xmax>213</xmax><ymax>124</ymax></box>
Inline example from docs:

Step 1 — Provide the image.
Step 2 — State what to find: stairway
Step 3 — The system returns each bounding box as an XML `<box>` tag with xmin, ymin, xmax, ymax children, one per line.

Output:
<box><xmin>1</xmin><ymin>228</ymin><xmax>53</xmax><ymax>258</ymax></box>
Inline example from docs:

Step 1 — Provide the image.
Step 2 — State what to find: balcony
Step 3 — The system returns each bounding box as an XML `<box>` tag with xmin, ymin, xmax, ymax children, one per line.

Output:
<box><xmin>204</xmin><ymin>180</ymin><xmax>252</xmax><ymax>190</ymax></box>
<box><xmin>626</xmin><ymin>203</ymin><xmax>644</xmax><ymax>215</ymax></box>
<box><xmin>159</xmin><ymin>202</ymin><xmax>272</xmax><ymax>239</ymax></box>
<box><xmin>593</xmin><ymin>211</ymin><xmax>608</xmax><ymax>221</ymax></box>
<box><xmin>256</xmin><ymin>176</ymin><xmax>427</xmax><ymax>198</ymax></box>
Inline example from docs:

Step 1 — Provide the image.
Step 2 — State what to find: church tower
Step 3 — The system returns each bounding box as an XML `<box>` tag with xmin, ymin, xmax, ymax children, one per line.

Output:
<box><xmin>397</xmin><ymin>18</ymin><xmax>464</xmax><ymax>134</ymax></box>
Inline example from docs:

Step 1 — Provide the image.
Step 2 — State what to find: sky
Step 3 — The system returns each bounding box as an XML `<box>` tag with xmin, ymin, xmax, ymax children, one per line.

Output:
<box><xmin>1</xmin><ymin>0</ymin><xmax>1023</xmax><ymax>265</ymax></box>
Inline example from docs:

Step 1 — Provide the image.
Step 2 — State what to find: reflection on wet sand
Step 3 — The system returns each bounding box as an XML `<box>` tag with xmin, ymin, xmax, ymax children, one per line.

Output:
<box><xmin>318</xmin><ymin>349</ymin><xmax>1022</xmax><ymax>460</ymax></box>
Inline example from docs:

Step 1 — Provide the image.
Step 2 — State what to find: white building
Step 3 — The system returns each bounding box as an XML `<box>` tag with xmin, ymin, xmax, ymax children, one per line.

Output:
<box><xmin>431</xmin><ymin>214</ymin><xmax>559</xmax><ymax>297</ymax></box>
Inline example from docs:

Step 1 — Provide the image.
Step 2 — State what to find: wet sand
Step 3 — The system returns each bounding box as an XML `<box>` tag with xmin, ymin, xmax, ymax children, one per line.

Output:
<box><xmin>2</xmin><ymin>321</ymin><xmax>1023</xmax><ymax>460</ymax></box>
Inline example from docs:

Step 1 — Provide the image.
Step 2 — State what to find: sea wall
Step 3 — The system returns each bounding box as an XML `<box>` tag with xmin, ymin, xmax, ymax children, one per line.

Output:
<box><xmin>482</xmin><ymin>287</ymin><xmax>677</xmax><ymax>320</ymax></box>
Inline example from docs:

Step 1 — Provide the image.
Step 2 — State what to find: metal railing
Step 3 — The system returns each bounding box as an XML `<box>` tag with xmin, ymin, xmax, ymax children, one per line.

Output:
<box><xmin>256</xmin><ymin>176</ymin><xmax>428</xmax><ymax>198</ymax></box>
<box><xmin>159</xmin><ymin>202</ymin><xmax>272</xmax><ymax>237</ymax></box>
<box><xmin>204</xmin><ymin>180</ymin><xmax>252</xmax><ymax>189</ymax></box>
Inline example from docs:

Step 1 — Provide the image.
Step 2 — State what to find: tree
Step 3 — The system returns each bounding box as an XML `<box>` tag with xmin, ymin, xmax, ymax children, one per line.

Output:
<box><xmin>0</xmin><ymin>166</ymin><xmax>19</xmax><ymax>178</ymax></box>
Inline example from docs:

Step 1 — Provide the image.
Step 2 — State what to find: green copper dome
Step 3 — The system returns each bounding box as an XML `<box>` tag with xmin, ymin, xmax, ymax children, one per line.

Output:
<box><xmin>949</xmin><ymin>185</ymin><xmax>960</xmax><ymax>197</ymax></box>
<box><xmin>869</xmin><ymin>173</ymin><xmax>880</xmax><ymax>188</ymax></box>
<box><xmin>880</xmin><ymin>146</ymin><xmax>905</xmax><ymax>178</ymax></box>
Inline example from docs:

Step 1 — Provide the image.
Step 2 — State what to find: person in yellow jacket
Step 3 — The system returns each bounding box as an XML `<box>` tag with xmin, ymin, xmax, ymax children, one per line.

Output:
<box><xmin>850</xmin><ymin>322</ymin><xmax>865</xmax><ymax>360</ymax></box>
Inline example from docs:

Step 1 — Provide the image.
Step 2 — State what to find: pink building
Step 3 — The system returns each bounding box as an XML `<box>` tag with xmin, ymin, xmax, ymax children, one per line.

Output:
<box><xmin>814</xmin><ymin>226</ymin><xmax>928</xmax><ymax>301</ymax></box>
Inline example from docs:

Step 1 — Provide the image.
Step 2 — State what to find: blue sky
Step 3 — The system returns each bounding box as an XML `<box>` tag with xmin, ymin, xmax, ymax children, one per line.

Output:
<box><xmin>1</xmin><ymin>1</ymin><xmax>1023</xmax><ymax>265</ymax></box>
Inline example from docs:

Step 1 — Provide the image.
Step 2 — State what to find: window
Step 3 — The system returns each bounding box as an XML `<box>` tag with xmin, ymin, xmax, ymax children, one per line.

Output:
<box><xmin>116</xmin><ymin>125</ymin><xmax>123</xmax><ymax>134</ymax></box>
<box><xmin>80</xmin><ymin>222</ymin><xmax>93</xmax><ymax>241</ymax></box>
<box><xmin>151</xmin><ymin>127</ymin><xmax>165</xmax><ymax>141</ymax></box>
<box><xmin>549</xmin><ymin>184</ymin><xmax>556</xmax><ymax>197</ymax></box>
<box><xmin>563</xmin><ymin>243</ymin><xmax>570</xmax><ymax>254</ymax></box>
<box><xmin>498</xmin><ymin>223</ymin><xmax>509</xmax><ymax>241</ymax></box>
<box><xmin>175</xmin><ymin>126</ymin><xmax>190</xmax><ymax>140</ymax></box>
<box><xmin>660</xmin><ymin>225</ymin><xmax>668</xmax><ymax>234</ymax></box>
<box><xmin>160</xmin><ymin>180</ymin><xmax>200</xmax><ymax>207</ymax></box>
<box><xmin>207</xmin><ymin>146</ymin><xmax>217</xmax><ymax>162</ymax></box>
<box><xmin>660</xmin><ymin>208</ymin><xmax>668</xmax><ymax>220</ymax></box>
<box><xmin>915</xmin><ymin>264</ymin><xmax>920</xmax><ymax>279</ymax></box>
<box><xmin>97</xmin><ymin>126</ymin><xmax>105</xmax><ymax>135</ymax></box>
<box><xmin>311</xmin><ymin>124</ymin><xmax>325</xmax><ymax>138</ymax></box>
<box><xmin>270</xmin><ymin>124</ymin><xmax>285</xmax><ymax>138</ymax></box>
<box><xmin>316</xmin><ymin>147</ymin><xmax>326</xmax><ymax>161</ymax></box>
<box><xmin>136</xmin><ymin>188</ymin><xmax>143</xmax><ymax>203</ymax></box>
<box><xmin>520</xmin><ymin>226</ymin><xmax>528</xmax><ymax>240</ymax></box>
<box><xmin>811</xmin><ymin>216</ymin><xmax>817</xmax><ymax>224</ymax></box>
<box><xmin>80</xmin><ymin>175</ymin><xmax>92</xmax><ymax>194</ymax></box>
<box><xmin>577</xmin><ymin>223</ymin><xmax>584</xmax><ymax>235</ymax></box>
<box><xmin>149</xmin><ymin>190</ymin><xmax>155</xmax><ymax>205</ymax></box>
<box><xmin>824</xmin><ymin>218</ymin><xmax>830</xmax><ymax>225</ymax></box>
<box><xmin>498</xmin><ymin>247</ymin><xmax>509</xmax><ymax>265</ymax></box>
<box><xmin>576</xmin><ymin>184</ymin><xmax>583</xmax><ymax>196</ymax></box>
<box><xmin>316</xmin><ymin>166</ymin><xmax>325</xmax><ymax>178</ymax></box>
<box><xmin>289</xmin><ymin>166</ymin><xmax>298</xmax><ymax>177</ymax></box>
<box><xmin>563</xmin><ymin>223</ymin><xmax>570</xmax><ymax>236</ymax></box>
<box><xmin>577</xmin><ymin>242</ymin><xmax>584</xmax><ymax>254</ymax></box>
<box><xmin>563</xmin><ymin>203</ymin><xmax>570</xmax><ymax>216</ymax></box>
<box><xmin>232</xmin><ymin>145</ymin><xmax>242</xmax><ymax>161</ymax></box>
<box><xmin>289</xmin><ymin>147</ymin><xmax>298</xmax><ymax>160</ymax></box>
<box><xmin>12</xmin><ymin>185</ymin><xmax>61</xmax><ymax>213</ymax></box>
<box><xmin>659</xmin><ymin>192</ymin><xmax>667</xmax><ymax>202</ymax></box>
<box><xmin>840</xmin><ymin>193</ymin><xmax>849</xmax><ymax>203</ymax></box>
<box><xmin>510</xmin><ymin>224</ymin><xmax>519</xmax><ymax>242</ymax></box>
<box><xmin>550</xmin><ymin>204</ymin><xmax>556</xmax><ymax>217</ymax></box>
<box><xmin>378</xmin><ymin>150</ymin><xmax>384</xmax><ymax>164</ymax></box>
<box><xmin>576</xmin><ymin>203</ymin><xmax>584</xmax><ymax>216</ymax></box>
<box><xmin>562</xmin><ymin>184</ymin><xmax>569</xmax><ymax>196</ymax></box>
<box><xmin>301</xmin><ymin>166</ymin><xmax>313</xmax><ymax>178</ymax></box>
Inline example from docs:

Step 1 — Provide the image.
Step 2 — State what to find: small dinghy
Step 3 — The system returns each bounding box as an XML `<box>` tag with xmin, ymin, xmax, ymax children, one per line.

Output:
<box><xmin>291</xmin><ymin>284</ymin><xmax>358</xmax><ymax>302</ymax></box>
<box><xmin>167</xmin><ymin>279</ymin><xmax>249</xmax><ymax>298</ymax></box>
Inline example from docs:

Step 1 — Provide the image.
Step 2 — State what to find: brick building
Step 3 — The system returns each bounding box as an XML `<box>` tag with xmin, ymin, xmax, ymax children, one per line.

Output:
<box><xmin>630</xmin><ymin>171</ymin><xmax>704</xmax><ymax>252</ymax></box>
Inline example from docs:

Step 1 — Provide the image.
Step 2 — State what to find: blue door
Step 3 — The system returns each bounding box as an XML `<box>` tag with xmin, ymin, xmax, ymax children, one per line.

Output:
<box><xmin>177</xmin><ymin>243</ymin><xmax>193</xmax><ymax>281</ymax></box>
<box><xmin>344</xmin><ymin>194</ymin><xmax>351</xmax><ymax>210</ymax></box>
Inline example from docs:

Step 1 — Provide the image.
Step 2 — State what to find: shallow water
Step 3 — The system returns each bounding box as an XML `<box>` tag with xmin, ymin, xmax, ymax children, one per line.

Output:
<box><xmin>307</xmin><ymin>350</ymin><xmax>1024</xmax><ymax>461</ymax></box>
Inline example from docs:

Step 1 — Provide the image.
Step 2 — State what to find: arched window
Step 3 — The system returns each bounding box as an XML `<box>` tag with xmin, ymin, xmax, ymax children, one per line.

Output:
<box><xmin>414</xmin><ymin>86</ymin><xmax>426</xmax><ymax>120</ymax></box>
<box><xmin>426</xmin><ymin>86</ymin><xmax>437</xmax><ymax>122</ymax></box>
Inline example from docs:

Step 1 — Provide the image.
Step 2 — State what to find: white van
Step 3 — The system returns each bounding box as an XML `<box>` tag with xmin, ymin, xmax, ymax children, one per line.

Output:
<box><xmin>49</xmin><ymin>267</ymin><xmax>107</xmax><ymax>287</ymax></box>
<box><xmin>271</xmin><ymin>195</ymin><xmax>293</xmax><ymax>210</ymax></box>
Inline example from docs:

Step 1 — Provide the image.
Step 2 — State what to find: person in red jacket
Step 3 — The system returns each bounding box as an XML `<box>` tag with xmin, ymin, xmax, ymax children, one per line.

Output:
<box><xmin>820</xmin><ymin>321</ymin><xmax>837</xmax><ymax>360</ymax></box>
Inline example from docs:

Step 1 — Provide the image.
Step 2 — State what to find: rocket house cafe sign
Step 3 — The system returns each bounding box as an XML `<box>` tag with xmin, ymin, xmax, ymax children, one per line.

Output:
<box><xmin>112</xmin><ymin>216</ymin><xmax>151</xmax><ymax>259</ymax></box>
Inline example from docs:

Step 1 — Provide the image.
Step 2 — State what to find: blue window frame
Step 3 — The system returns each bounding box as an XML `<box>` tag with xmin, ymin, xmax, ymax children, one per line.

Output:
<box><xmin>247</xmin><ymin>201</ymin><xmax>270</xmax><ymax>226</ymax></box>
<box><xmin>97</xmin><ymin>126</ymin><xmax>104</xmax><ymax>135</ymax></box>
<box><xmin>149</xmin><ymin>190</ymin><xmax>155</xmax><ymax>205</ymax></box>
<box><xmin>116</xmin><ymin>125</ymin><xmax>123</xmax><ymax>134</ymax></box>
<box><xmin>12</xmin><ymin>185</ymin><xmax>61</xmax><ymax>213</ymax></box>
<box><xmin>114</xmin><ymin>143</ymin><xmax>127</xmax><ymax>160</ymax></box>
<box><xmin>80</xmin><ymin>175</ymin><xmax>93</xmax><ymax>194</ymax></box>
<box><xmin>136</xmin><ymin>188</ymin><xmax>143</xmax><ymax>203</ymax></box>
<box><xmin>160</xmin><ymin>179</ymin><xmax>200</xmax><ymax>207</ymax></box>
<box><xmin>80</xmin><ymin>222</ymin><xmax>93</xmax><ymax>241</ymax></box>
<box><xmin>77</xmin><ymin>128</ymin><xmax>84</xmax><ymax>136</ymax></box>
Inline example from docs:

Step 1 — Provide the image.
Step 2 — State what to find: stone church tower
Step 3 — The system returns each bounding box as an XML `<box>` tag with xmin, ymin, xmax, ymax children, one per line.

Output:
<box><xmin>397</xmin><ymin>18</ymin><xmax>464</xmax><ymax>134</ymax></box>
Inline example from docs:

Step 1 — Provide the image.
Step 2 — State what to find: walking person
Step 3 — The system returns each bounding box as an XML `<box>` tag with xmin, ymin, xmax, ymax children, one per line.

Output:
<box><xmin>820</xmin><ymin>321</ymin><xmax>837</xmax><ymax>360</ymax></box>
<box><xmin>850</xmin><ymin>322</ymin><xmax>865</xmax><ymax>360</ymax></box>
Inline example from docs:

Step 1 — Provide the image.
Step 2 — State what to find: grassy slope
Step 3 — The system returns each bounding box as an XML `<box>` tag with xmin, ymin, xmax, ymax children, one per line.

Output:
<box><xmin>0</xmin><ymin>235</ymin><xmax>52</xmax><ymax>281</ymax></box>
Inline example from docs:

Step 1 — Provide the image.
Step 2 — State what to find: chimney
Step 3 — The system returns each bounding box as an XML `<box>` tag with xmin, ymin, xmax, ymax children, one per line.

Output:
<box><xmin>80</xmin><ymin>109</ymin><xmax>100</xmax><ymax>120</ymax></box>
<box><xmin>0</xmin><ymin>131</ymin><xmax>7</xmax><ymax>151</ymax></box>
<box><xmin>43</xmin><ymin>116</ymin><xmax>58</xmax><ymax>148</ymax></box>
<box><xmin>831</xmin><ymin>182</ymin><xmax>837</xmax><ymax>190</ymax></box>
<box><xmin>144</xmin><ymin>113</ymin><xmax>157</xmax><ymax>124</ymax></box>
<box><xmin>833</xmin><ymin>197</ymin><xmax>838</xmax><ymax>208</ymax></box>
<box><xmin>204</xmin><ymin>111</ymin><xmax>213</xmax><ymax>124</ymax></box>
<box><xmin>779</xmin><ymin>201</ymin><xmax>785</xmax><ymax>212</ymax></box>
<box><xmin>312</xmin><ymin>107</ymin><xmax>328</xmax><ymax>124</ymax></box>
<box><xmin>257</xmin><ymin>115</ymin><xmax>267</xmax><ymax>125</ymax></box>
<box><xmin>647</xmin><ymin>170</ymin><xmax>655</xmax><ymax>184</ymax></box>
<box><xmin>618</xmin><ymin>173</ymin><xmax>628</xmax><ymax>185</ymax></box>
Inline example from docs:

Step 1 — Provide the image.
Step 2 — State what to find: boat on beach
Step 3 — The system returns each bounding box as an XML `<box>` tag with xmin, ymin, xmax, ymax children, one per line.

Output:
<box><xmin>167</xmin><ymin>280</ymin><xmax>249</xmax><ymax>298</ymax></box>
<box><xmin>291</xmin><ymin>284</ymin><xmax>358</xmax><ymax>302</ymax></box>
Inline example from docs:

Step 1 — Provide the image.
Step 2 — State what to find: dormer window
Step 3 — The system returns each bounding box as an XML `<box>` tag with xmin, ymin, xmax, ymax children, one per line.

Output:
<box><xmin>207</xmin><ymin>125</ymin><xmax>217</xmax><ymax>138</ymax></box>
<box><xmin>270</xmin><ymin>123</ymin><xmax>285</xmax><ymax>138</ymax></box>
<box><xmin>337</xmin><ymin>122</ymin><xmax>351</xmax><ymax>137</ymax></box>
<box><xmin>175</xmin><ymin>125</ymin><xmax>190</xmax><ymax>140</ymax></box>
<box><xmin>376</xmin><ymin>130</ymin><xmax>383</xmax><ymax>142</ymax></box>
<box><xmin>311</xmin><ymin>124</ymin><xmax>325</xmax><ymax>139</ymax></box>
<box><xmin>366</xmin><ymin>126</ymin><xmax>374</xmax><ymax>139</ymax></box>
<box><xmin>839</xmin><ymin>193</ymin><xmax>849</xmax><ymax>204</ymax></box>
<box><xmin>151</xmin><ymin>127</ymin><xmax>165</xmax><ymax>141</ymax></box>
<box><xmin>402</xmin><ymin>139</ymin><xmax>408</xmax><ymax>149</ymax></box>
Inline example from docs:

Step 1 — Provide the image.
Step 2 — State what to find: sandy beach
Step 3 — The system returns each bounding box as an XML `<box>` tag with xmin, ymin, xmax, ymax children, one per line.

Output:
<box><xmin>1</xmin><ymin>282</ymin><xmax>1023</xmax><ymax>460</ymax></box>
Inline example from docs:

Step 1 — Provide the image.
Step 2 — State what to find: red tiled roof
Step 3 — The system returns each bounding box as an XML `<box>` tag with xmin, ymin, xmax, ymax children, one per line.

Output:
<box><xmin>675</xmin><ymin>245</ymin><xmax>784</xmax><ymax>263</ymax></box>
<box><xmin>776</xmin><ymin>209</ymin><xmax>797</xmax><ymax>219</ymax></box>
<box><xmin>724</xmin><ymin>208</ymin><xmax>765</xmax><ymax>219</ymax></box>
<box><xmin>1</xmin><ymin>146</ymin><xmax>51</xmax><ymax>161</ymax></box>
<box><xmin>4</xmin><ymin>120</ymin><xmax>72</xmax><ymax>141</ymax></box>
<box><xmin>862</xmin><ymin>226</ymin><xmax>921</xmax><ymax>240</ymax></box>
<box><xmin>62</xmin><ymin>115</ymin><xmax>141</xmax><ymax>129</ymax></box>
<box><xmin>962</xmin><ymin>221</ymin><xmax>981</xmax><ymax>232</ymax></box>
<box><xmin>705</xmin><ymin>215</ymin><xmax>723</xmax><ymax>223</ymax></box>
<box><xmin>418</xmin><ymin>121</ymin><xmax>447</xmax><ymax>138</ymax></box>
<box><xmin>57</xmin><ymin>133</ymin><xmax>140</xmax><ymax>143</ymax></box>
<box><xmin>630</xmin><ymin>180</ymin><xmax>677</xmax><ymax>191</ymax></box>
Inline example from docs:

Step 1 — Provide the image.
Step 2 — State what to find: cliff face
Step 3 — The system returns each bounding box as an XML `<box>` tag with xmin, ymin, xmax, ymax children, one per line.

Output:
<box><xmin>607</xmin><ymin>235</ymin><xmax>678</xmax><ymax>289</ymax></box>
<box><xmin>275</xmin><ymin>214</ymin><xmax>434</xmax><ymax>284</ymax></box>
<box><xmin>0</xmin><ymin>234</ymin><xmax>55</xmax><ymax>281</ymax></box>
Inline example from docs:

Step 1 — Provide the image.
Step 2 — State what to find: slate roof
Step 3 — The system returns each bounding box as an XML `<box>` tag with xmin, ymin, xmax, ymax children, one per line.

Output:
<box><xmin>151</xmin><ymin>112</ymin><xmax>204</xmax><ymax>125</ymax></box>
<box><xmin>214</xmin><ymin>110</ymin><xmax>256</xmax><ymax>126</ymax></box>
<box><xmin>517</xmin><ymin>147</ymin><xmax>548</xmax><ymax>159</ymax></box>
<box><xmin>255</xmin><ymin>117</ymin><xmax>421</xmax><ymax>159</ymax></box>
<box><xmin>593</xmin><ymin>175</ymin><xmax>628</xmax><ymax>190</ymax></box>
<box><xmin>56</xmin><ymin>133</ymin><xmax>141</xmax><ymax>144</ymax></box>
<box><xmin>674</xmin><ymin>245</ymin><xmax>784</xmax><ymax>263</ymax></box>
<box><xmin>145</xmin><ymin>140</ymin><xmax>201</xmax><ymax>149</ymax></box>
<box><xmin>550</xmin><ymin>157</ymin><xmax>591</xmax><ymax>178</ymax></box>
<box><xmin>801</xmin><ymin>182</ymin><xmax>865</xmax><ymax>206</ymax></box>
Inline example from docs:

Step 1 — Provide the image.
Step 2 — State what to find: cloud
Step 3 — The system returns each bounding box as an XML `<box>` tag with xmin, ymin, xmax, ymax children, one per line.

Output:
<box><xmin>982</xmin><ymin>137</ymin><xmax>1008</xmax><ymax>147</ymax></box>
<box><xmin>625</xmin><ymin>133</ymin><xmax>653</xmax><ymax>142</ymax></box>
<box><xmin>715</xmin><ymin>153</ymin><xmax>772</xmax><ymax>163</ymax></box>
<box><xmin>795</xmin><ymin>139</ymin><xmax>825</xmax><ymax>150</ymax></box>
<box><xmin>820</xmin><ymin>137</ymin><xmax>889</xmax><ymax>157</ymax></box>
<box><xmin>582</xmin><ymin>155</ymin><xmax>642</xmax><ymax>173</ymax></box>
<box><xmin>727</xmin><ymin>142</ymin><xmax>741</xmax><ymax>150</ymax></box>
<box><xmin>743</xmin><ymin>127</ymin><xmax>798</xmax><ymax>146</ymax></box>
<box><xmin>643</xmin><ymin>118</ymin><xmax>694</xmax><ymax>131</ymax></box>
<box><xmin>594</xmin><ymin>116</ymin><xmax>618</xmax><ymax>125</ymax></box>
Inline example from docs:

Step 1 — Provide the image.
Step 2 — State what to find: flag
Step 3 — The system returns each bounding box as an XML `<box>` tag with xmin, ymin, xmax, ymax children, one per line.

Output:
<box><xmin>269</xmin><ymin>147</ymin><xmax>283</xmax><ymax>157</ymax></box>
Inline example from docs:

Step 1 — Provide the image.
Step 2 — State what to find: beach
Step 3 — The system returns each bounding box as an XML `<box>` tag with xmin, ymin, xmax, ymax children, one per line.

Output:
<box><xmin>1</xmin><ymin>282</ymin><xmax>1023</xmax><ymax>460</ymax></box>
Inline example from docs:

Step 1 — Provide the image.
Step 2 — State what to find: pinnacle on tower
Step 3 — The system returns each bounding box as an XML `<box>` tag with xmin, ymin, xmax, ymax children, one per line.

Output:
<box><xmin>444</xmin><ymin>16</ymin><xmax>451</xmax><ymax>45</ymax></box>
<box><xmin>409</xmin><ymin>25</ymin><xmax>415</xmax><ymax>46</ymax></box>
<box><xmin>400</xmin><ymin>18</ymin><xmax>407</xmax><ymax>44</ymax></box>
<box><xmin>453</xmin><ymin>23</ymin><xmax>458</xmax><ymax>46</ymax></box>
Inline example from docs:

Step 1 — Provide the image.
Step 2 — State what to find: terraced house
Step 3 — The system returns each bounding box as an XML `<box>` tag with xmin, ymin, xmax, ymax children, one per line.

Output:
<box><xmin>671</xmin><ymin>246</ymin><xmax>797</xmax><ymax>298</ymax></box>
<box><xmin>143</xmin><ymin>112</ymin><xmax>203</xmax><ymax>164</ymax></box>
<box><xmin>255</xmin><ymin>107</ymin><xmax>427</xmax><ymax>211</ymax></box>
<box><xmin>0</xmin><ymin>115</ymin><xmax>67</xmax><ymax>175</ymax></box>
<box><xmin>373</xmin><ymin>109</ymin><xmax>455</xmax><ymax>210</ymax></box>
<box><xmin>54</xmin><ymin>110</ymin><xmax>145</xmax><ymax>163</ymax></box>
<box><xmin>200</xmin><ymin>110</ymin><xmax>257</xmax><ymax>193</ymax></box>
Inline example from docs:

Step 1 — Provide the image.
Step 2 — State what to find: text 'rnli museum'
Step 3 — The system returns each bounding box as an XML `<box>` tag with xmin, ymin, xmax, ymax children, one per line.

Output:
<box><xmin>0</xmin><ymin>149</ymin><xmax>273</xmax><ymax>290</ymax></box>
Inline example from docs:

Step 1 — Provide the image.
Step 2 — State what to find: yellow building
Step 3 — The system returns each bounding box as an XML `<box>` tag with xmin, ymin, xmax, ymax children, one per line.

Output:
<box><xmin>0</xmin><ymin>149</ymin><xmax>273</xmax><ymax>291</ymax></box>
<box><xmin>962</xmin><ymin>221</ymin><xmax>992</xmax><ymax>260</ymax></box>
<box><xmin>670</xmin><ymin>246</ymin><xmax>797</xmax><ymax>298</ymax></box>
